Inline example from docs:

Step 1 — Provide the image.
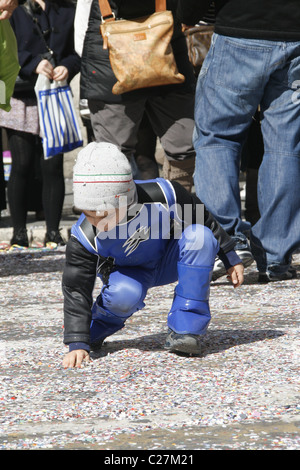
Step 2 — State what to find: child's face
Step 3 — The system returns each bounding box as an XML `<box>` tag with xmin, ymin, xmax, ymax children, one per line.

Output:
<box><xmin>83</xmin><ymin>207</ymin><xmax>127</xmax><ymax>232</ymax></box>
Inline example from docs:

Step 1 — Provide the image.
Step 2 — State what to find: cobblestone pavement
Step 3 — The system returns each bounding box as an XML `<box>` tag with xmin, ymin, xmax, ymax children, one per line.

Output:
<box><xmin>0</xmin><ymin>247</ymin><xmax>299</xmax><ymax>451</ymax></box>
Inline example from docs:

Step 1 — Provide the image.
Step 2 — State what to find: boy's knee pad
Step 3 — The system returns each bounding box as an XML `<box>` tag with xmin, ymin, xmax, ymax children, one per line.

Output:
<box><xmin>90</xmin><ymin>283</ymin><xmax>145</xmax><ymax>343</ymax></box>
<box><xmin>101</xmin><ymin>275</ymin><xmax>146</xmax><ymax>318</ymax></box>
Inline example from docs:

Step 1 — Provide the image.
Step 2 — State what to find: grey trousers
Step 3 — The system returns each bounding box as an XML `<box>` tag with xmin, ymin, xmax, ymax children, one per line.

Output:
<box><xmin>88</xmin><ymin>89</ymin><xmax>195</xmax><ymax>163</ymax></box>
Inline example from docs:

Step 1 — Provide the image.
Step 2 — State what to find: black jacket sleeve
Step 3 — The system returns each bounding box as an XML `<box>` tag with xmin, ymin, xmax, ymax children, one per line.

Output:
<box><xmin>62</xmin><ymin>235</ymin><xmax>98</xmax><ymax>347</ymax></box>
<box><xmin>176</xmin><ymin>0</ymin><xmax>212</xmax><ymax>26</ymax></box>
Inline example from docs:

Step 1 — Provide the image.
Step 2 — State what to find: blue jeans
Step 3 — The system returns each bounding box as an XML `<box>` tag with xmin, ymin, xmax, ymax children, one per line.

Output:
<box><xmin>194</xmin><ymin>33</ymin><xmax>300</xmax><ymax>273</ymax></box>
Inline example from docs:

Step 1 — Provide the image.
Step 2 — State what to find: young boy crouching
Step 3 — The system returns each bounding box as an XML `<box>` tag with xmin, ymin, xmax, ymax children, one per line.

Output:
<box><xmin>62</xmin><ymin>142</ymin><xmax>244</xmax><ymax>368</ymax></box>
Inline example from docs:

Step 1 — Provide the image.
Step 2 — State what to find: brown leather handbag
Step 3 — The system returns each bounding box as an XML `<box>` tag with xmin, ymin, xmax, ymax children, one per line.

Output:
<box><xmin>98</xmin><ymin>0</ymin><xmax>185</xmax><ymax>95</ymax></box>
<box><xmin>184</xmin><ymin>24</ymin><xmax>214</xmax><ymax>76</ymax></box>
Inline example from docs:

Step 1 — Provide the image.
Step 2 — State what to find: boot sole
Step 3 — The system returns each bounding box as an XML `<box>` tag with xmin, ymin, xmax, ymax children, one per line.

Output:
<box><xmin>164</xmin><ymin>341</ymin><xmax>201</xmax><ymax>355</ymax></box>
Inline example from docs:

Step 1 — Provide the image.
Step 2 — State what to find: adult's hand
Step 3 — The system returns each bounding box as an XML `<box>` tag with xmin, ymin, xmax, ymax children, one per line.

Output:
<box><xmin>53</xmin><ymin>65</ymin><xmax>69</xmax><ymax>82</ymax></box>
<box><xmin>0</xmin><ymin>0</ymin><xmax>18</xmax><ymax>20</ymax></box>
<box><xmin>35</xmin><ymin>59</ymin><xmax>54</xmax><ymax>80</ymax></box>
<box><xmin>181</xmin><ymin>24</ymin><xmax>194</xmax><ymax>32</ymax></box>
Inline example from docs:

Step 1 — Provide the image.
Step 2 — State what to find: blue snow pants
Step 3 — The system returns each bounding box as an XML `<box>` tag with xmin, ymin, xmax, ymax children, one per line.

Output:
<box><xmin>90</xmin><ymin>225</ymin><xmax>219</xmax><ymax>343</ymax></box>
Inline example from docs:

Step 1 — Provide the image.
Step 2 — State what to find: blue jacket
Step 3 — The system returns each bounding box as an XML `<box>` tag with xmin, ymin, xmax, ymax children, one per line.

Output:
<box><xmin>63</xmin><ymin>179</ymin><xmax>241</xmax><ymax>347</ymax></box>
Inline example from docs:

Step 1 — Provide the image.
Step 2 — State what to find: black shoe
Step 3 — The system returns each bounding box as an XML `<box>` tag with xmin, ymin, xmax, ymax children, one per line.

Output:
<box><xmin>44</xmin><ymin>229</ymin><xmax>66</xmax><ymax>246</ymax></box>
<box><xmin>10</xmin><ymin>228</ymin><xmax>29</xmax><ymax>247</ymax></box>
<box><xmin>258</xmin><ymin>266</ymin><xmax>297</xmax><ymax>283</ymax></box>
<box><xmin>164</xmin><ymin>328</ymin><xmax>202</xmax><ymax>355</ymax></box>
<box><xmin>90</xmin><ymin>339</ymin><xmax>104</xmax><ymax>352</ymax></box>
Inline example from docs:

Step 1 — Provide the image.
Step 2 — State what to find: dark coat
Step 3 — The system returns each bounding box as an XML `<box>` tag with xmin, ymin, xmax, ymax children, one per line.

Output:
<box><xmin>177</xmin><ymin>0</ymin><xmax>300</xmax><ymax>41</ymax></box>
<box><xmin>10</xmin><ymin>0</ymin><xmax>80</xmax><ymax>89</ymax></box>
<box><xmin>80</xmin><ymin>0</ymin><xmax>195</xmax><ymax>103</ymax></box>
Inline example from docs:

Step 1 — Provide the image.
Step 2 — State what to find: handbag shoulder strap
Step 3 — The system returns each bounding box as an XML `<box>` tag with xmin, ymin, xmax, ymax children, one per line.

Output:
<box><xmin>98</xmin><ymin>0</ymin><xmax>167</xmax><ymax>22</ymax></box>
<box><xmin>21</xmin><ymin>2</ymin><xmax>54</xmax><ymax>55</ymax></box>
<box><xmin>156</xmin><ymin>0</ymin><xmax>167</xmax><ymax>12</ymax></box>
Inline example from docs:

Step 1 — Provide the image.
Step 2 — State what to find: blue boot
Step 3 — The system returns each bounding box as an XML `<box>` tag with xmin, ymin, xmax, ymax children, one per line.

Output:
<box><xmin>166</xmin><ymin>262</ymin><xmax>214</xmax><ymax>354</ymax></box>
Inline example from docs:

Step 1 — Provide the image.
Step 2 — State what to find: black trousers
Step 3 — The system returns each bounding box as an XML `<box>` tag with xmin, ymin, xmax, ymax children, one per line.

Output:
<box><xmin>6</xmin><ymin>129</ymin><xmax>65</xmax><ymax>232</ymax></box>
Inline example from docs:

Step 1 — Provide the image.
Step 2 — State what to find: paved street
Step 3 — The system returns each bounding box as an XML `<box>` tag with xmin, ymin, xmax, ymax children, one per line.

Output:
<box><xmin>0</xmin><ymin>108</ymin><xmax>299</xmax><ymax>450</ymax></box>
<box><xmin>0</xmin><ymin>241</ymin><xmax>299</xmax><ymax>450</ymax></box>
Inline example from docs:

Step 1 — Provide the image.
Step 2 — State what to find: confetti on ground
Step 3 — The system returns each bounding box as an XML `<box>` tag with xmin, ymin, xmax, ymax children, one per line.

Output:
<box><xmin>0</xmin><ymin>249</ymin><xmax>299</xmax><ymax>450</ymax></box>
<box><xmin>0</xmin><ymin>242</ymin><xmax>58</xmax><ymax>253</ymax></box>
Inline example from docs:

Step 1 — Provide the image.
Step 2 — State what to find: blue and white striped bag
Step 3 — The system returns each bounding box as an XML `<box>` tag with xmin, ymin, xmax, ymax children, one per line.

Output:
<box><xmin>35</xmin><ymin>75</ymin><xmax>83</xmax><ymax>158</ymax></box>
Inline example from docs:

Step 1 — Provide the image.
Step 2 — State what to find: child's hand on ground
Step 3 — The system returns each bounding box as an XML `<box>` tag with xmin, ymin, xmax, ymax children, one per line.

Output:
<box><xmin>63</xmin><ymin>350</ymin><xmax>91</xmax><ymax>368</ymax></box>
<box><xmin>226</xmin><ymin>263</ymin><xmax>244</xmax><ymax>288</ymax></box>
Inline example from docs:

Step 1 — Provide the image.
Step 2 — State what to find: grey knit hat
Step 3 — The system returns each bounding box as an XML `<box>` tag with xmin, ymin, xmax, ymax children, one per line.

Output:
<box><xmin>73</xmin><ymin>142</ymin><xmax>136</xmax><ymax>211</ymax></box>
